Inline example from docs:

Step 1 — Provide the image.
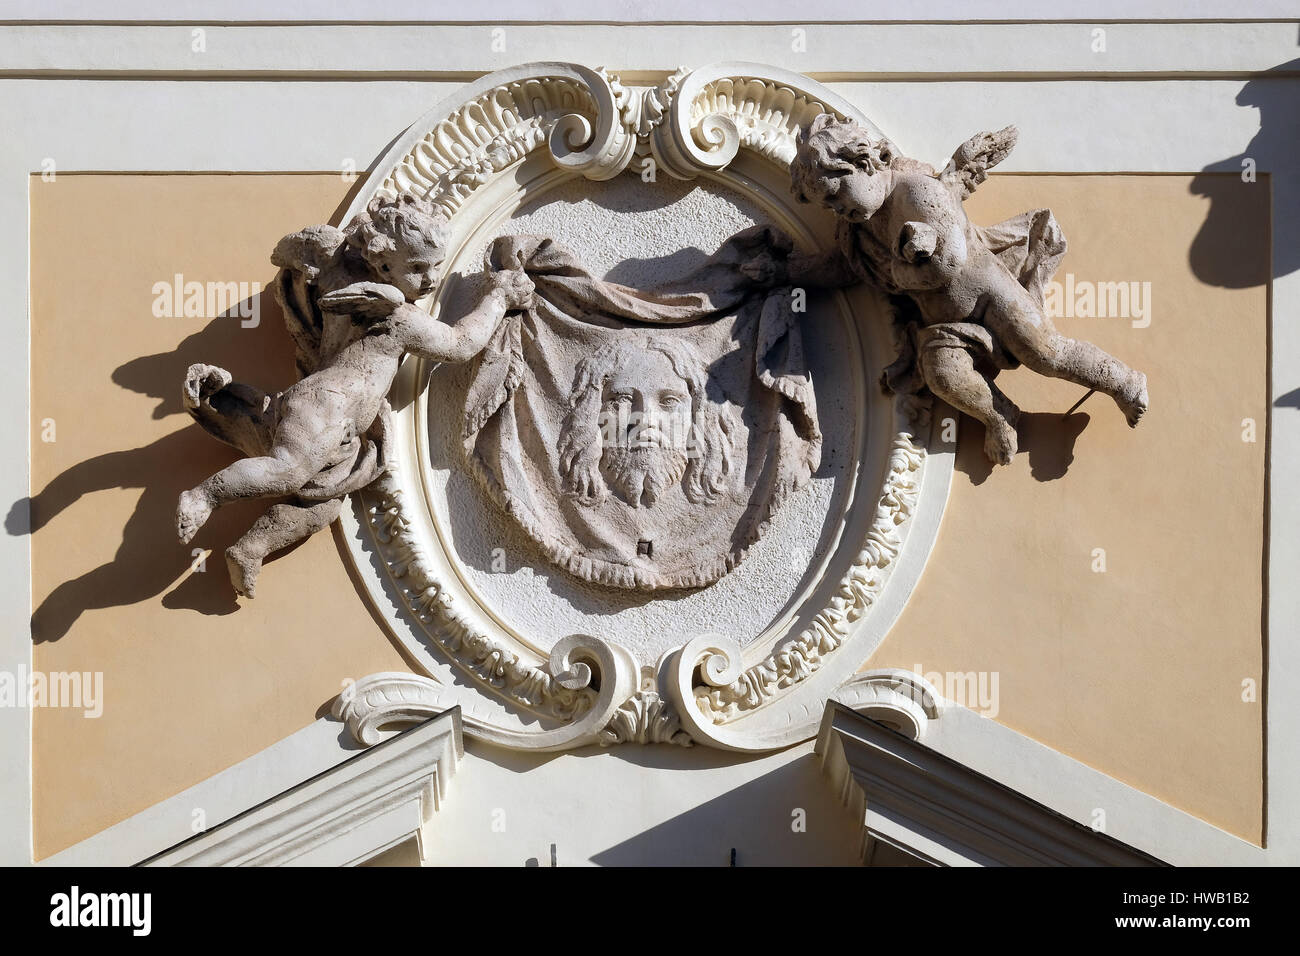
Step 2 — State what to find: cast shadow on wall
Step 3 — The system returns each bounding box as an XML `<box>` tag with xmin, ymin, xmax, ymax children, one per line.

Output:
<box><xmin>955</xmin><ymin>411</ymin><xmax>1091</xmax><ymax>486</ymax></box>
<box><xmin>14</xmin><ymin>178</ymin><xmax>374</xmax><ymax>644</ymax></box>
<box><xmin>1190</xmin><ymin>57</ymin><xmax>1299</xmax><ymax>290</ymax></box>
<box><xmin>1203</xmin><ymin>57</ymin><xmax>1300</xmax><ymax>423</ymax></box>
<box><xmin>12</xmin><ymin>292</ymin><xmax>300</xmax><ymax>644</ymax></box>
<box><xmin>586</xmin><ymin>749</ymin><xmax>866</xmax><ymax>866</ymax></box>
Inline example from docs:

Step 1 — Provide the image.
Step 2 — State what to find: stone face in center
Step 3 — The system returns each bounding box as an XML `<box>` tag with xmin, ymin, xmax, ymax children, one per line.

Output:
<box><xmin>423</xmin><ymin>173</ymin><xmax>859</xmax><ymax>662</ymax></box>
<box><xmin>459</xmin><ymin>232</ymin><xmax>824</xmax><ymax>592</ymax></box>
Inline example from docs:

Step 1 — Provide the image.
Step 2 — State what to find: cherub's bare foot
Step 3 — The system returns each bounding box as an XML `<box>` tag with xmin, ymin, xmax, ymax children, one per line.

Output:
<box><xmin>183</xmin><ymin>363</ymin><xmax>232</xmax><ymax>411</ymax></box>
<box><xmin>225</xmin><ymin>544</ymin><xmax>262</xmax><ymax>599</ymax></box>
<box><xmin>984</xmin><ymin>418</ymin><xmax>1019</xmax><ymax>466</ymax></box>
<box><xmin>176</xmin><ymin>488</ymin><xmax>215</xmax><ymax>544</ymax></box>
<box><xmin>1117</xmin><ymin>371</ymin><xmax>1149</xmax><ymax>427</ymax></box>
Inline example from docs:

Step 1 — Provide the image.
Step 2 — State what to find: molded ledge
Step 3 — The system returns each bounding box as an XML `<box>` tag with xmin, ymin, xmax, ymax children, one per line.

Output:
<box><xmin>816</xmin><ymin>702</ymin><xmax>1166</xmax><ymax>867</ymax></box>
<box><xmin>140</xmin><ymin>709</ymin><xmax>462</xmax><ymax>867</ymax></box>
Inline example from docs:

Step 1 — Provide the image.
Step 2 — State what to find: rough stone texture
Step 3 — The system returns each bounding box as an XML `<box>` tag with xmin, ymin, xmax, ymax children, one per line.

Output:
<box><xmin>781</xmin><ymin>115</ymin><xmax>1149</xmax><ymax>464</ymax></box>
<box><xmin>427</xmin><ymin>175</ymin><xmax>855</xmax><ymax>657</ymax></box>
<box><xmin>460</xmin><ymin>227</ymin><xmax>821</xmax><ymax>591</ymax></box>
<box><xmin>176</xmin><ymin>195</ymin><xmax>532</xmax><ymax>597</ymax></box>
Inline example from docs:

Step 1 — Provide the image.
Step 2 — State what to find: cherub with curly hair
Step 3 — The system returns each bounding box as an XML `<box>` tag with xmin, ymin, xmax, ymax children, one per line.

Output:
<box><xmin>178</xmin><ymin>194</ymin><xmax>534</xmax><ymax>596</ymax></box>
<box><xmin>750</xmin><ymin>114</ymin><xmax>1148</xmax><ymax>465</ymax></box>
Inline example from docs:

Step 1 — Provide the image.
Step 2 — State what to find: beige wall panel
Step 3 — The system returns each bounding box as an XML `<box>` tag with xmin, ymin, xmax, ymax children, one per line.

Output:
<box><xmin>28</xmin><ymin>171</ymin><xmax>1268</xmax><ymax>856</ymax></box>
<box><xmin>29</xmin><ymin>174</ymin><xmax>410</xmax><ymax>859</ymax></box>
<box><xmin>868</xmin><ymin>173</ymin><xmax>1269</xmax><ymax>844</ymax></box>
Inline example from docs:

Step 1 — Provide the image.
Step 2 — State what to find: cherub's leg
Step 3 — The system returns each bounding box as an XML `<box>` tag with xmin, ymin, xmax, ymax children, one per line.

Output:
<box><xmin>920</xmin><ymin>345</ymin><xmax>1022</xmax><ymax>465</ymax></box>
<box><xmin>985</xmin><ymin>299</ymin><xmax>1148</xmax><ymax>427</ymax></box>
<box><xmin>176</xmin><ymin>431</ymin><xmax>332</xmax><ymax>544</ymax></box>
<box><xmin>225</xmin><ymin>498</ymin><xmax>342</xmax><ymax>598</ymax></box>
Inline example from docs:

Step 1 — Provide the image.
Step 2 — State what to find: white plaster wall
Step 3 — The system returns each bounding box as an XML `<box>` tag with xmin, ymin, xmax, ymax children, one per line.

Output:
<box><xmin>3</xmin><ymin>2</ymin><xmax>1295</xmax><ymax>23</ymax></box>
<box><xmin>435</xmin><ymin>739</ymin><xmax>867</xmax><ymax>866</ymax></box>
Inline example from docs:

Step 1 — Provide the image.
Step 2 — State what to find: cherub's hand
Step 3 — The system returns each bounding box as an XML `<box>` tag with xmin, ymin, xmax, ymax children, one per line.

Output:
<box><xmin>491</xmin><ymin>269</ymin><xmax>536</xmax><ymax>311</ymax></box>
<box><xmin>318</xmin><ymin>281</ymin><xmax>405</xmax><ymax>318</ymax></box>
<box><xmin>740</xmin><ymin>250</ymin><xmax>787</xmax><ymax>288</ymax></box>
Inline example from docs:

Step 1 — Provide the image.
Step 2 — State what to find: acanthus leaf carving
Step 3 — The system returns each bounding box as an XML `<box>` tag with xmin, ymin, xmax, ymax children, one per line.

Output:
<box><xmin>599</xmin><ymin>691</ymin><xmax>694</xmax><ymax>747</ymax></box>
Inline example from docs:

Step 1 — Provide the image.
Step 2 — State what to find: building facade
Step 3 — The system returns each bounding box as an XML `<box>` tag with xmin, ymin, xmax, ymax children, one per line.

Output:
<box><xmin>2</xmin><ymin>2</ymin><xmax>1295</xmax><ymax>868</ymax></box>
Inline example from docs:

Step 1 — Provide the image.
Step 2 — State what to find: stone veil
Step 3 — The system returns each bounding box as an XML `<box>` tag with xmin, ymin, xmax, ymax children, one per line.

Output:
<box><xmin>462</xmin><ymin>225</ymin><xmax>823</xmax><ymax>590</ymax></box>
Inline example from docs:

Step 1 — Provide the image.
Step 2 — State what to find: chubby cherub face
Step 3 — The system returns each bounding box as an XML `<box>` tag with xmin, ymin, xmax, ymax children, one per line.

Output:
<box><xmin>368</xmin><ymin>232</ymin><xmax>447</xmax><ymax>302</ymax></box>
<box><xmin>349</xmin><ymin>195</ymin><xmax>452</xmax><ymax>302</ymax></box>
<box><xmin>808</xmin><ymin>166</ymin><xmax>893</xmax><ymax>224</ymax></box>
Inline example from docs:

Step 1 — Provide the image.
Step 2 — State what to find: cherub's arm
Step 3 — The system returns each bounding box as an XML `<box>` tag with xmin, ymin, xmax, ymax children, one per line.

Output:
<box><xmin>783</xmin><ymin>249</ymin><xmax>860</xmax><ymax>289</ymax></box>
<box><xmin>742</xmin><ymin>246</ymin><xmax>859</xmax><ymax>290</ymax></box>
<box><xmin>392</xmin><ymin>269</ymin><xmax>535</xmax><ymax>364</ymax></box>
<box><xmin>939</xmin><ymin>126</ymin><xmax>1018</xmax><ymax>199</ymax></box>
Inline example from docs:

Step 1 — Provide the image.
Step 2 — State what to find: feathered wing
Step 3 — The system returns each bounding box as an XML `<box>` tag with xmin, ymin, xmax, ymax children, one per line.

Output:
<box><xmin>940</xmin><ymin>125</ymin><xmax>1019</xmax><ymax>199</ymax></box>
<box><xmin>976</xmin><ymin>206</ymin><xmax>1067</xmax><ymax>310</ymax></box>
<box><xmin>269</xmin><ymin>224</ymin><xmax>346</xmax><ymax>375</ymax></box>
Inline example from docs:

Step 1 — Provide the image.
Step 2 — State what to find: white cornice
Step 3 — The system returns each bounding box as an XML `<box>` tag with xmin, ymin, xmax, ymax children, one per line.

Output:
<box><xmin>0</xmin><ymin>22</ymin><xmax>1294</xmax><ymax>79</ymax></box>
<box><xmin>140</xmin><ymin>710</ymin><xmax>462</xmax><ymax>867</ymax></box>
<box><xmin>816</xmin><ymin>703</ymin><xmax>1166</xmax><ymax>866</ymax></box>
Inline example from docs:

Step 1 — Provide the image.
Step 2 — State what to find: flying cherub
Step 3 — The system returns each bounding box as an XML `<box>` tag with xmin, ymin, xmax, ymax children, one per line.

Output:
<box><xmin>748</xmin><ymin>114</ymin><xmax>1148</xmax><ymax>464</ymax></box>
<box><xmin>178</xmin><ymin>194</ymin><xmax>534</xmax><ymax>597</ymax></box>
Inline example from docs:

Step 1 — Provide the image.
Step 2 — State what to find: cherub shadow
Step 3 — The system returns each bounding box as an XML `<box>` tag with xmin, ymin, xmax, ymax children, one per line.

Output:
<box><xmin>16</xmin><ymin>176</ymin><xmax>389</xmax><ymax>644</ymax></box>
<box><xmin>956</xmin><ymin>411</ymin><xmax>1090</xmax><ymax>486</ymax></box>
<box><xmin>16</xmin><ymin>431</ymin><xmax>285</xmax><ymax>643</ymax></box>
<box><xmin>113</xmin><ymin>289</ymin><xmax>290</xmax><ymax>420</ymax></box>
<box><xmin>1190</xmin><ymin>57</ymin><xmax>1300</xmax><ymax>288</ymax></box>
<box><xmin>14</xmin><ymin>293</ymin><xmax>300</xmax><ymax>643</ymax></box>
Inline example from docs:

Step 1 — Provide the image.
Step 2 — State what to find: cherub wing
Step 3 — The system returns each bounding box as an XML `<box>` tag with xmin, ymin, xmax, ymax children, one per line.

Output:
<box><xmin>940</xmin><ymin>126</ymin><xmax>1019</xmax><ymax>199</ymax></box>
<box><xmin>269</xmin><ymin>224</ymin><xmax>346</xmax><ymax>375</ymax></box>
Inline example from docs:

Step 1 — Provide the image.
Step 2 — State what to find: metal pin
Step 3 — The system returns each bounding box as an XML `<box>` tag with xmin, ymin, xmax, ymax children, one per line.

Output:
<box><xmin>1063</xmin><ymin>388</ymin><xmax>1096</xmax><ymax>418</ymax></box>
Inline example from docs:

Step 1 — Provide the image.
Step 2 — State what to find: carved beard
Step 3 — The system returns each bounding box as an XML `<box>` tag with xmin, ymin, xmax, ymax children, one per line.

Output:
<box><xmin>599</xmin><ymin>443</ymin><xmax>689</xmax><ymax>508</ymax></box>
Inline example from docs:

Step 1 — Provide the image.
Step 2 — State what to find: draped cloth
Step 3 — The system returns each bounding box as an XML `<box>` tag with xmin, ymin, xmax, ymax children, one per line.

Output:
<box><xmin>464</xmin><ymin>226</ymin><xmax>822</xmax><ymax>591</ymax></box>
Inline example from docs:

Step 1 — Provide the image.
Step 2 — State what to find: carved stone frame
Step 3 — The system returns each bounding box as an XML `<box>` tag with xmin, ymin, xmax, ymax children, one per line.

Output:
<box><xmin>331</xmin><ymin>62</ymin><xmax>955</xmax><ymax>752</ymax></box>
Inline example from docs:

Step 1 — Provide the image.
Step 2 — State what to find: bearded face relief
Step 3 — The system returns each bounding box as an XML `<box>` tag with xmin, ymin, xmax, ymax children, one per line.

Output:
<box><xmin>562</xmin><ymin>337</ymin><xmax>738</xmax><ymax>512</ymax></box>
<box><xmin>461</xmin><ymin>233</ymin><xmax>822</xmax><ymax>592</ymax></box>
<box><xmin>596</xmin><ymin>343</ymin><xmax>695</xmax><ymax>509</ymax></box>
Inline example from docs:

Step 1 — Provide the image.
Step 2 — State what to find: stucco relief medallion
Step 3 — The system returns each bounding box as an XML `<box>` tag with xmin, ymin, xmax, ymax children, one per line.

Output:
<box><xmin>177</xmin><ymin>61</ymin><xmax>971</xmax><ymax>753</ymax></box>
<box><xmin>462</xmin><ymin>230</ymin><xmax>821</xmax><ymax>590</ymax></box>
